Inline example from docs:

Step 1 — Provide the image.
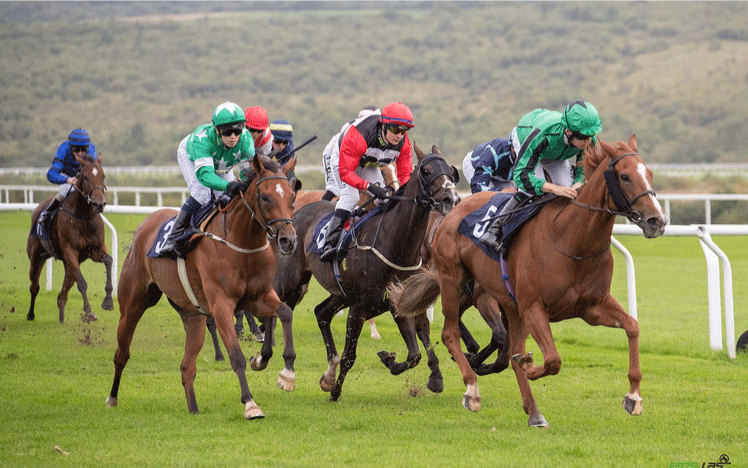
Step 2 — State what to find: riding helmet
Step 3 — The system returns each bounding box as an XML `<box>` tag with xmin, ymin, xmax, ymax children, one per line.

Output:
<box><xmin>68</xmin><ymin>128</ymin><xmax>91</xmax><ymax>146</ymax></box>
<box><xmin>380</xmin><ymin>102</ymin><xmax>414</xmax><ymax>128</ymax></box>
<box><xmin>244</xmin><ymin>106</ymin><xmax>269</xmax><ymax>131</ymax></box>
<box><xmin>212</xmin><ymin>102</ymin><xmax>246</xmax><ymax>128</ymax></box>
<box><xmin>269</xmin><ymin>119</ymin><xmax>293</xmax><ymax>142</ymax></box>
<box><xmin>561</xmin><ymin>100</ymin><xmax>602</xmax><ymax>137</ymax></box>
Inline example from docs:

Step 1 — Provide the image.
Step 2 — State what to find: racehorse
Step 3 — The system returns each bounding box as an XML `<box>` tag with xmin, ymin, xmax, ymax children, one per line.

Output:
<box><xmin>106</xmin><ymin>156</ymin><xmax>297</xmax><ymax>420</ymax></box>
<box><xmin>390</xmin><ymin>135</ymin><xmax>667</xmax><ymax>427</ymax></box>
<box><xmin>274</xmin><ymin>144</ymin><xmax>460</xmax><ymax>401</ymax></box>
<box><xmin>26</xmin><ymin>153</ymin><xmax>112</xmax><ymax>324</ymax></box>
<box><xmin>205</xmin><ymin>163</ymin><xmax>400</xmax><ymax>361</ymax></box>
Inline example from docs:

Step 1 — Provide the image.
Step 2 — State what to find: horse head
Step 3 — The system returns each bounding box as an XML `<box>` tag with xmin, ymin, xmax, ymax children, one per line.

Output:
<box><xmin>244</xmin><ymin>155</ymin><xmax>297</xmax><ymax>255</ymax></box>
<box><xmin>413</xmin><ymin>143</ymin><xmax>461</xmax><ymax>216</ymax></box>
<box><xmin>596</xmin><ymin>135</ymin><xmax>668</xmax><ymax>238</ymax></box>
<box><xmin>74</xmin><ymin>153</ymin><xmax>107</xmax><ymax>214</ymax></box>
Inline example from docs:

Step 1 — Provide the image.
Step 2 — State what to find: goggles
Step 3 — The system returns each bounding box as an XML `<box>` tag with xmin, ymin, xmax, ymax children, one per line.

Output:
<box><xmin>386</xmin><ymin>124</ymin><xmax>410</xmax><ymax>135</ymax></box>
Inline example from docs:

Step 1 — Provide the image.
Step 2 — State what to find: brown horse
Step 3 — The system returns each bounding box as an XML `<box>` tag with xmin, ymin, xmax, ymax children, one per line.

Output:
<box><xmin>106</xmin><ymin>156</ymin><xmax>297</xmax><ymax>420</ymax></box>
<box><xmin>390</xmin><ymin>135</ymin><xmax>667</xmax><ymax>427</ymax></box>
<box><xmin>27</xmin><ymin>153</ymin><xmax>112</xmax><ymax>323</ymax></box>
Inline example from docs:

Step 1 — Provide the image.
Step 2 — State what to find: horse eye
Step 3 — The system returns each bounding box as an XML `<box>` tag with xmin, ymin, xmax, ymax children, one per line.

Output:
<box><xmin>620</xmin><ymin>174</ymin><xmax>630</xmax><ymax>182</ymax></box>
<box><xmin>260</xmin><ymin>193</ymin><xmax>270</xmax><ymax>203</ymax></box>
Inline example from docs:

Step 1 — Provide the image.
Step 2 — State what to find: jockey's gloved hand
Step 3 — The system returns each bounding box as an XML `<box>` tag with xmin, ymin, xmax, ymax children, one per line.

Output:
<box><xmin>225</xmin><ymin>180</ymin><xmax>242</xmax><ymax>198</ymax></box>
<box><xmin>216</xmin><ymin>194</ymin><xmax>232</xmax><ymax>208</ymax></box>
<box><xmin>367</xmin><ymin>183</ymin><xmax>388</xmax><ymax>200</ymax></box>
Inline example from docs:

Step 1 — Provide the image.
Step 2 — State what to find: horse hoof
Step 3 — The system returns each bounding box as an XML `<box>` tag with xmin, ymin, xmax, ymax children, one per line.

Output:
<box><xmin>101</xmin><ymin>298</ymin><xmax>114</xmax><ymax>311</ymax></box>
<box><xmin>623</xmin><ymin>393</ymin><xmax>643</xmax><ymax>415</ymax></box>
<box><xmin>244</xmin><ymin>400</ymin><xmax>265</xmax><ymax>420</ymax></box>
<box><xmin>250</xmin><ymin>355</ymin><xmax>267</xmax><ymax>371</ymax></box>
<box><xmin>319</xmin><ymin>374</ymin><xmax>334</xmax><ymax>393</ymax></box>
<box><xmin>277</xmin><ymin>369</ymin><xmax>296</xmax><ymax>392</ymax></box>
<box><xmin>214</xmin><ymin>354</ymin><xmax>225</xmax><ymax>362</ymax></box>
<box><xmin>377</xmin><ymin>350</ymin><xmax>396</xmax><ymax>368</ymax></box>
<box><xmin>427</xmin><ymin>377</ymin><xmax>444</xmax><ymax>394</ymax></box>
<box><xmin>461</xmin><ymin>394</ymin><xmax>481</xmax><ymax>412</ymax></box>
<box><xmin>528</xmin><ymin>414</ymin><xmax>549</xmax><ymax>428</ymax></box>
<box><xmin>27</xmin><ymin>312</ymin><xmax>34</xmax><ymax>321</ymax></box>
<box><xmin>105</xmin><ymin>396</ymin><xmax>118</xmax><ymax>408</ymax></box>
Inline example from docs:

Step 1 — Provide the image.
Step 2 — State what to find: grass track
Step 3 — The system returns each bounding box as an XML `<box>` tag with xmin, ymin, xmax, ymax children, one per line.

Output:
<box><xmin>1</xmin><ymin>211</ymin><xmax>747</xmax><ymax>467</ymax></box>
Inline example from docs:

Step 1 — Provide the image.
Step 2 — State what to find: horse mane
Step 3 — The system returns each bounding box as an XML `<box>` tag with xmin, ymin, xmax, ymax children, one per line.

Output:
<box><xmin>78</xmin><ymin>153</ymin><xmax>98</xmax><ymax>164</ymax></box>
<box><xmin>583</xmin><ymin>138</ymin><xmax>630</xmax><ymax>180</ymax></box>
<box><xmin>240</xmin><ymin>156</ymin><xmax>281</xmax><ymax>188</ymax></box>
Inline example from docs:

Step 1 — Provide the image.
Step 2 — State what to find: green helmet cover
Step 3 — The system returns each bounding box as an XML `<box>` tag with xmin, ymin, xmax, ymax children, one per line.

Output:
<box><xmin>562</xmin><ymin>100</ymin><xmax>602</xmax><ymax>136</ymax></box>
<box><xmin>212</xmin><ymin>102</ymin><xmax>246</xmax><ymax>128</ymax></box>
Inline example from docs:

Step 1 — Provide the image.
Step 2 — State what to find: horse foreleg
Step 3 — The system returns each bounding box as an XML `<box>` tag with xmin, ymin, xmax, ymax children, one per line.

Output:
<box><xmin>506</xmin><ymin>309</ymin><xmax>548</xmax><ymax>428</ymax></box>
<box><xmin>99</xmin><ymin>251</ymin><xmax>114</xmax><ymax>311</ymax></box>
<box><xmin>414</xmin><ymin>313</ymin><xmax>443</xmax><ymax>393</ymax></box>
<box><xmin>181</xmin><ymin>314</ymin><xmax>207</xmax><ymax>414</ymax></box>
<box><xmin>379</xmin><ymin>313</ymin><xmax>421</xmax><ymax>375</ymax></box>
<box><xmin>210</xmin><ymin>303</ymin><xmax>263</xmax><ymax>420</ymax></box>
<box><xmin>471</xmin><ymin>292</ymin><xmax>509</xmax><ymax>376</ymax></box>
<box><xmin>523</xmin><ymin>303</ymin><xmax>561</xmax><ymax>380</ymax></box>
<box><xmin>314</xmin><ymin>295</ymin><xmax>345</xmax><ymax>393</ymax></box>
<box><xmin>57</xmin><ymin>260</ymin><xmax>79</xmax><ymax>323</ymax></box>
<box><xmin>329</xmin><ymin>308</ymin><xmax>366</xmax><ymax>402</ymax></box>
<box><xmin>581</xmin><ymin>297</ymin><xmax>643</xmax><ymax>416</ymax></box>
<box><xmin>272</xmin><ymin>303</ymin><xmax>296</xmax><ymax>391</ymax></box>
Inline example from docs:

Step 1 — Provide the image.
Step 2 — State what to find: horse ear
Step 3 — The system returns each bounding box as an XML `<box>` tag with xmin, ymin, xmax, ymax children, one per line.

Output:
<box><xmin>97</xmin><ymin>152</ymin><xmax>103</xmax><ymax>165</ymax></box>
<box><xmin>293</xmin><ymin>179</ymin><xmax>302</xmax><ymax>192</ymax></box>
<box><xmin>431</xmin><ymin>145</ymin><xmax>442</xmax><ymax>157</ymax></box>
<box><xmin>282</xmin><ymin>155</ymin><xmax>297</xmax><ymax>175</ymax></box>
<box><xmin>74</xmin><ymin>154</ymin><xmax>86</xmax><ymax>166</ymax></box>
<box><xmin>413</xmin><ymin>141</ymin><xmax>426</xmax><ymax>162</ymax></box>
<box><xmin>628</xmin><ymin>134</ymin><xmax>638</xmax><ymax>153</ymax></box>
<box><xmin>252</xmin><ymin>155</ymin><xmax>266</xmax><ymax>177</ymax></box>
<box><xmin>451</xmin><ymin>165</ymin><xmax>460</xmax><ymax>184</ymax></box>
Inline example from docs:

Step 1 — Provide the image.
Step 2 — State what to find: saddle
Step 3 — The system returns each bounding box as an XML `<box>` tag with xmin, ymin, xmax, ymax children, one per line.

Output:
<box><xmin>30</xmin><ymin>209</ymin><xmax>61</xmax><ymax>260</ymax></box>
<box><xmin>146</xmin><ymin>201</ymin><xmax>222</xmax><ymax>259</ymax></box>
<box><xmin>308</xmin><ymin>205</ymin><xmax>384</xmax><ymax>257</ymax></box>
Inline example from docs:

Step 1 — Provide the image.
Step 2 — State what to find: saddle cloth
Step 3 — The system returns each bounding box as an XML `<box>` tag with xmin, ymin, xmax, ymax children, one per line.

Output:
<box><xmin>147</xmin><ymin>202</ymin><xmax>219</xmax><ymax>259</ymax></box>
<box><xmin>308</xmin><ymin>206</ymin><xmax>383</xmax><ymax>255</ymax></box>
<box><xmin>457</xmin><ymin>192</ymin><xmax>552</xmax><ymax>262</ymax></box>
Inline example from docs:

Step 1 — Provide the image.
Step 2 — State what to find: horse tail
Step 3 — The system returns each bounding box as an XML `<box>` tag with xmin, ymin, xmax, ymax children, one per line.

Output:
<box><xmin>388</xmin><ymin>267</ymin><xmax>441</xmax><ymax>317</ymax></box>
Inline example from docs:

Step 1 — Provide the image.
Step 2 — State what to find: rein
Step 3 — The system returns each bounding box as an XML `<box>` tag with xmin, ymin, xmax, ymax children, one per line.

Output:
<box><xmin>193</xmin><ymin>173</ymin><xmax>292</xmax><ymax>254</ymax></box>
<box><xmin>348</xmin><ymin>154</ymin><xmax>455</xmax><ymax>271</ymax></box>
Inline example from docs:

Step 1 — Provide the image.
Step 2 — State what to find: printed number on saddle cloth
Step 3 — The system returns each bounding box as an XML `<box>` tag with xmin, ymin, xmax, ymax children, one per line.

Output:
<box><xmin>472</xmin><ymin>205</ymin><xmax>498</xmax><ymax>238</ymax></box>
<box><xmin>314</xmin><ymin>223</ymin><xmax>330</xmax><ymax>251</ymax></box>
<box><xmin>153</xmin><ymin>218</ymin><xmax>177</xmax><ymax>254</ymax></box>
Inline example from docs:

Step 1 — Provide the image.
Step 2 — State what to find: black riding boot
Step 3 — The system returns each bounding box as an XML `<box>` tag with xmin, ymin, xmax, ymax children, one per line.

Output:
<box><xmin>38</xmin><ymin>197</ymin><xmax>61</xmax><ymax>226</ymax></box>
<box><xmin>479</xmin><ymin>194</ymin><xmax>524</xmax><ymax>247</ymax></box>
<box><xmin>160</xmin><ymin>208</ymin><xmax>192</xmax><ymax>258</ymax></box>
<box><xmin>319</xmin><ymin>210</ymin><xmax>350</xmax><ymax>262</ymax></box>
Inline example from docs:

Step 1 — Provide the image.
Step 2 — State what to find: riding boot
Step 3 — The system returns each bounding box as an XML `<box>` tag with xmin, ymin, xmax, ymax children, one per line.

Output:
<box><xmin>319</xmin><ymin>210</ymin><xmax>350</xmax><ymax>262</ymax></box>
<box><xmin>37</xmin><ymin>197</ymin><xmax>61</xmax><ymax>237</ymax></box>
<box><xmin>160</xmin><ymin>208</ymin><xmax>192</xmax><ymax>258</ymax></box>
<box><xmin>479</xmin><ymin>194</ymin><xmax>524</xmax><ymax>248</ymax></box>
<box><xmin>321</xmin><ymin>190</ymin><xmax>336</xmax><ymax>201</ymax></box>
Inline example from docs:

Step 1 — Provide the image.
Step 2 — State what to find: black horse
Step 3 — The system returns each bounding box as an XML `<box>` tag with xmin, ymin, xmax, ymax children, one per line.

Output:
<box><xmin>274</xmin><ymin>144</ymin><xmax>460</xmax><ymax>401</ymax></box>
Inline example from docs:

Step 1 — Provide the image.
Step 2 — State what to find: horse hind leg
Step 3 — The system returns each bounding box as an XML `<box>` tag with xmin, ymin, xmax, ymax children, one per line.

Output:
<box><xmin>181</xmin><ymin>314</ymin><xmax>208</xmax><ymax>414</ymax></box>
<box><xmin>205</xmin><ymin>316</ymin><xmax>225</xmax><ymax>361</ymax></box>
<box><xmin>107</xmin><ymin>283</ymin><xmax>161</xmax><ymax>409</ymax></box>
<box><xmin>329</xmin><ymin>308</ymin><xmax>367</xmax><ymax>402</ymax></box>
<box><xmin>100</xmin><ymin>252</ymin><xmax>114</xmax><ymax>311</ymax></box>
<box><xmin>414</xmin><ymin>313</ymin><xmax>443</xmax><ymax>393</ymax></box>
<box><xmin>314</xmin><ymin>295</ymin><xmax>345</xmax><ymax>393</ymax></box>
<box><xmin>27</xmin><ymin>251</ymin><xmax>45</xmax><ymax>321</ymax></box>
<box><xmin>378</xmin><ymin>313</ymin><xmax>422</xmax><ymax>376</ymax></box>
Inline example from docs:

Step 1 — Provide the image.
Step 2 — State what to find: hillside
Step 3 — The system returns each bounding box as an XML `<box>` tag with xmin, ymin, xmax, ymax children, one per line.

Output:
<box><xmin>1</xmin><ymin>1</ymin><xmax>747</xmax><ymax>169</ymax></box>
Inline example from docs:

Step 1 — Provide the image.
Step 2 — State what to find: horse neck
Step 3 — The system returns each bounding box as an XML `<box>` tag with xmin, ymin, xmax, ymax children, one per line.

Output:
<box><xmin>65</xmin><ymin>187</ymin><xmax>95</xmax><ymax>219</ymax></box>
<box><xmin>218</xmin><ymin>190</ymin><xmax>267</xmax><ymax>249</ymax></box>
<box><xmin>379</xmin><ymin>173</ymin><xmax>430</xmax><ymax>260</ymax></box>
<box><xmin>552</xmin><ymin>164</ymin><xmax>615</xmax><ymax>253</ymax></box>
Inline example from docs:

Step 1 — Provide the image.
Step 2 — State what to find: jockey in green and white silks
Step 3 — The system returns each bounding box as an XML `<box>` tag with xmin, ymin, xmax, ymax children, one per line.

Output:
<box><xmin>482</xmin><ymin>100</ymin><xmax>602</xmax><ymax>246</ymax></box>
<box><xmin>161</xmin><ymin>101</ymin><xmax>255</xmax><ymax>258</ymax></box>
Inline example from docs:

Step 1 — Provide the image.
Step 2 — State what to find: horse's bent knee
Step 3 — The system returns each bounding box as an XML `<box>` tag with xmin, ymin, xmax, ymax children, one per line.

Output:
<box><xmin>545</xmin><ymin>358</ymin><xmax>561</xmax><ymax>375</ymax></box>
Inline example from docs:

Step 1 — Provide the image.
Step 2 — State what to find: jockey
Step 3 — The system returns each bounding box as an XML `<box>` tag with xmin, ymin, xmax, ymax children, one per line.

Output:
<box><xmin>321</xmin><ymin>105</ymin><xmax>380</xmax><ymax>201</ymax></box>
<box><xmin>244</xmin><ymin>106</ymin><xmax>273</xmax><ymax>157</ymax></box>
<box><xmin>462</xmin><ymin>137</ymin><xmax>517</xmax><ymax>194</ymax></box>
<box><xmin>493</xmin><ymin>100</ymin><xmax>602</xmax><ymax>227</ymax></box>
<box><xmin>319</xmin><ymin>101</ymin><xmax>413</xmax><ymax>262</ymax></box>
<box><xmin>269</xmin><ymin>119</ymin><xmax>295</xmax><ymax>165</ymax></box>
<box><xmin>160</xmin><ymin>101</ymin><xmax>255</xmax><ymax>258</ymax></box>
<box><xmin>38</xmin><ymin>128</ymin><xmax>98</xmax><ymax>229</ymax></box>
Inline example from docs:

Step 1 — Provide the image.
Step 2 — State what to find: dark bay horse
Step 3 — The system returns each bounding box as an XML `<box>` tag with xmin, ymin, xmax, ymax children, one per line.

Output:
<box><xmin>107</xmin><ymin>156</ymin><xmax>297</xmax><ymax>420</ymax></box>
<box><xmin>274</xmin><ymin>144</ymin><xmax>460</xmax><ymax>401</ymax></box>
<box><xmin>390</xmin><ymin>135</ymin><xmax>667</xmax><ymax>427</ymax></box>
<box><xmin>27</xmin><ymin>153</ymin><xmax>112</xmax><ymax>323</ymax></box>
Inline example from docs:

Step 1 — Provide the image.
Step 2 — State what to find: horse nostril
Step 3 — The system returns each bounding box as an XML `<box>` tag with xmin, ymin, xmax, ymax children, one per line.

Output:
<box><xmin>442</xmin><ymin>197</ymin><xmax>453</xmax><ymax>207</ymax></box>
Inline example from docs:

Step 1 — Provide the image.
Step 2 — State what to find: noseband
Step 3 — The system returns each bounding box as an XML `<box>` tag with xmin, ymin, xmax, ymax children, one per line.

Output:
<box><xmin>240</xmin><ymin>174</ymin><xmax>293</xmax><ymax>242</ymax></box>
<box><xmin>415</xmin><ymin>154</ymin><xmax>457</xmax><ymax>209</ymax></box>
<box><xmin>603</xmin><ymin>152</ymin><xmax>657</xmax><ymax>222</ymax></box>
<box><xmin>73</xmin><ymin>169</ymin><xmax>107</xmax><ymax>206</ymax></box>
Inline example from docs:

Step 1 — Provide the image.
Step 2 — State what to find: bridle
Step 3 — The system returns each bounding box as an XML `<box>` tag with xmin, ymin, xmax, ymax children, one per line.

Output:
<box><xmin>240</xmin><ymin>174</ymin><xmax>294</xmax><ymax>243</ymax></box>
<box><xmin>571</xmin><ymin>152</ymin><xmax>656</xmax><ymax>223</ymax></box>
<box><xmin>383</xmin><ymin>154</ymin><xmax>457</xmax><ymax>211</ymax></box>
<box><xmin>73</xmin><ymin>167</ymin><xmax>107</xmax><ymax>206</ymax></box>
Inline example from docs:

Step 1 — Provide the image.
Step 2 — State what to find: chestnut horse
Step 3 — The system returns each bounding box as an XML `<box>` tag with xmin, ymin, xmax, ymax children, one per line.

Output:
<box><xmin>390</xmin><ymin>135</ymin><xmax>667</xmax><ymax>427</ymax></box>
<box><xmin>106</xmin><ymin>156</ymin><xmax>297</xmax><ymax>420</ymax></box>
<box><xmin>27</xmin><ymin>153</ymin><xmax>112</xmax><ymax>323</ymax></box>
<box><xmin>274</xmin><ymin>144</ymin><xmax>460</xmax><ymax>402</ymax></box>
